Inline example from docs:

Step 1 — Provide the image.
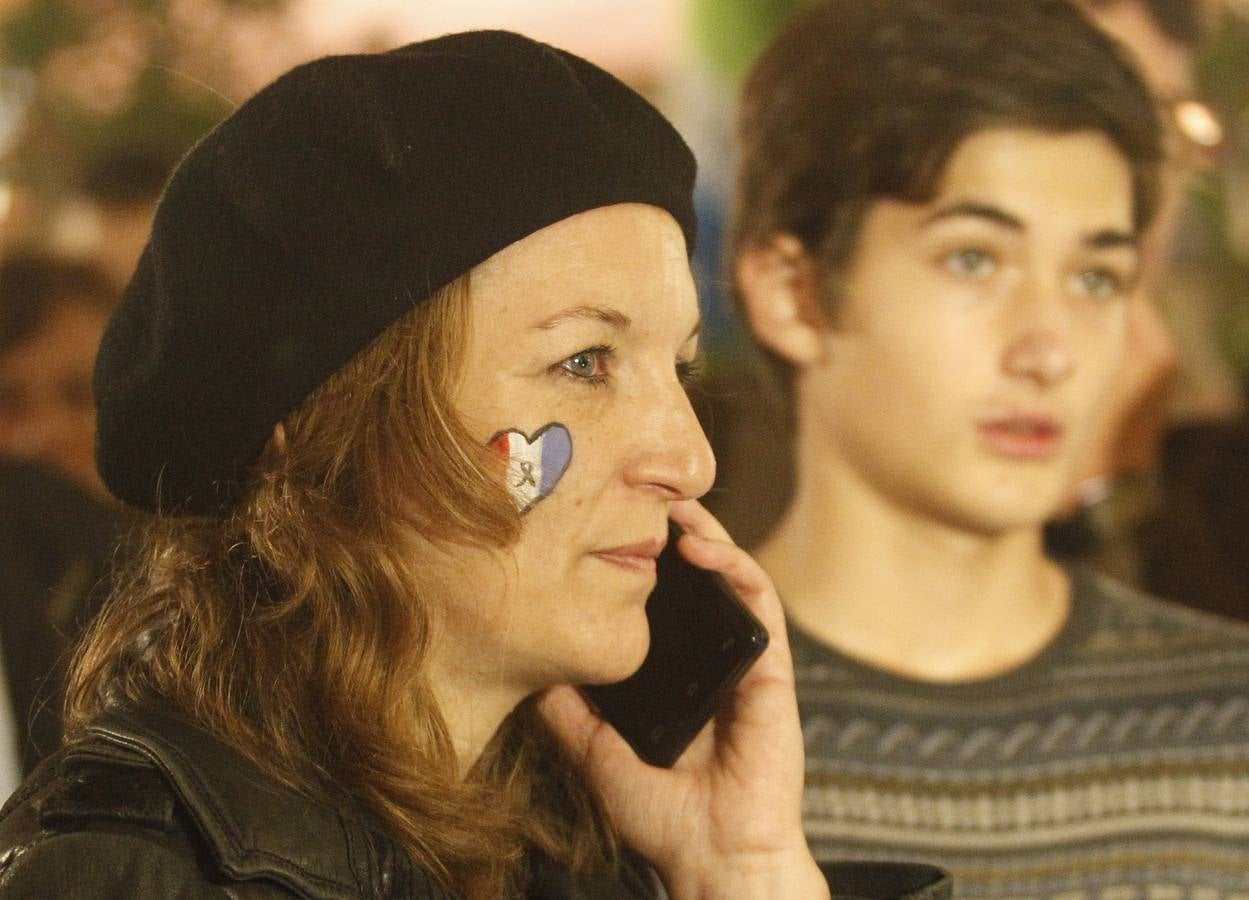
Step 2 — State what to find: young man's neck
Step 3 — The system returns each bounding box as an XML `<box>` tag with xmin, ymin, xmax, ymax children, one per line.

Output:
<box><xmin>757</xmin><ymin>441</ymin><xmax>1070</xmax><ymax>684</ymax></box>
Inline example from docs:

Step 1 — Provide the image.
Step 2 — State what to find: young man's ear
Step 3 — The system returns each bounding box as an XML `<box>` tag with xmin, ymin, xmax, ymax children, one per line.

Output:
<box><xmin>735</xmin><ymin>234</ymin><xmax>826</xmax><ymax>366</ymax></box>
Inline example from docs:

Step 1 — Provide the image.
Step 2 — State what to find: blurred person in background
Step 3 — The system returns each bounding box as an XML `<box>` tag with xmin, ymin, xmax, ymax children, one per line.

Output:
<box><xmin>1071</xmin><ymin>0</ymin><xmax>1249</xmax><ymax>621</ymax></box>
<box><xmin>730</xmin><ymin>0</ymin><xmax>1249</xmax><ymax>894</ymax></box>
<box><xmin>0</xmin><ymin>253</ymin><xmax>114</xmax><ymax>498</ymax></box>
<box><xmin>0</xmin><ymin>255</ymin><xmax>122</xmax><ymax>793</ymax></box>
<box><xmin>1046</xmin><ymin>0</ymin><xmax>1249</xmax><ymax>608</ymax></box>
<box><xmin>0</xmin><ymin>458</ymin><xmax>118</xmax><ymax>790</ymax></box>
<box><xmin>1057</xmin><ymin>0</ymin><xmax>1193</xmax><ymax>495</ymax></box>
<box><xmin>80</xmin><ymin>148</ymin><xmax>171</xmax><ymax>290</ymax></box>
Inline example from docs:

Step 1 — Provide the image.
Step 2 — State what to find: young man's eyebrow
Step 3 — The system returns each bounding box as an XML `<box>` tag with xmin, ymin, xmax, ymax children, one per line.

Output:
<box><xmin>1085</xmin><ymin>229</ymin><xmax>1138</xmax><ymax>251</ymax></box>
<box><xmin>532</xmin><ymin>305</ymin><xmax>632</xmax><ymax>331</ymax></box>
<box><xmin>922</xmin><ymin>202</ymin><xmax>1024</xmax><ymax>231</ymax></box>
<box><xmin>924</xmin><ymin>203</ymin><xmax>1138</xmax><ymax>250</ymax></box>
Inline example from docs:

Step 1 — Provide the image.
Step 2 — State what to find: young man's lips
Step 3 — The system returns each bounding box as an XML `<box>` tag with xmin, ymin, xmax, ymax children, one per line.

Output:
<box><xmin>978</xmin><ymin>416</ymin><xmax>1064</xmax><ymax>459</ymax></box>
<box><xmin>590</xmin><ymin>538</ymin><xmax>666</xmax><ymax>573</ymax></box>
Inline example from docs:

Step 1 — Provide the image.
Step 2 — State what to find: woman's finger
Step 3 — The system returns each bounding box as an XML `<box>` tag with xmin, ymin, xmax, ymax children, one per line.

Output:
<box><xmin>669</xmin><ymin>498</ymin><xmax>734</xmax><ymax>545</ymax></box>
<box><xmin>668</xmin><ymin>500</ymin><xmax>783</xmax><ymax>633</ymax></box>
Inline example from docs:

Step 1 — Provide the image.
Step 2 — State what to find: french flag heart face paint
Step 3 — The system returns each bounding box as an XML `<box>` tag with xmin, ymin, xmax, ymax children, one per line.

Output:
<box><xmin>487</xmin><ymin>423</ymin><xmax>573</xmax><ymax>514</ymax></box>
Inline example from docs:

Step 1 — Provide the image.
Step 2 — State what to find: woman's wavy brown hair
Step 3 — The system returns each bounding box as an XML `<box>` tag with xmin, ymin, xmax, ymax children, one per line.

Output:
<box><xmin>67</xmin><ymin>275</ymin><xmax>621</xmax><ymax>899</ymax></box>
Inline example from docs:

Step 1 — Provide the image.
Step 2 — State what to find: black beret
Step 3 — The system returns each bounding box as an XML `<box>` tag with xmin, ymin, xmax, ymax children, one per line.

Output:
<box><xmin>94</xmin><ymin>30</ymin><xmax>697</xmax><ymax>515</ymax></box>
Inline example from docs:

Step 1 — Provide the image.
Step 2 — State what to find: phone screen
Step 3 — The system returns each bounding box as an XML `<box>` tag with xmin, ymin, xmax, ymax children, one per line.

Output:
<box><xmin>579</xmin><ymin>524</ymin><xmax>769</xmax><ymax>767</ymax></box>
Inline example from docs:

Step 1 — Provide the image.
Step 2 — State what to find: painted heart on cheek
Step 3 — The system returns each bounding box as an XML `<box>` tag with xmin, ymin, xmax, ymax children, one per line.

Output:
<box><xmin>487</xmin><ymin>422</ymin><xmax>573</xmax><ymax>514</ymax></box>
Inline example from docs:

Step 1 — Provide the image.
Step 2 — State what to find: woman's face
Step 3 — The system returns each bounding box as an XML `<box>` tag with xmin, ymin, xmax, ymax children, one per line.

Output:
<box><xmin>425</xmin><ymin>203</ymin><xmax>714</xmax><ymax>697</ymax></box>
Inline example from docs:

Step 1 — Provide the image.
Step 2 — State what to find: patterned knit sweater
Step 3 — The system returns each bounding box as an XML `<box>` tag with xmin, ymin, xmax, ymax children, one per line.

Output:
<box><xmin>794</xmin><ymin>567</ymin><xmax>1249</xmax><ymax>898</ymax></box>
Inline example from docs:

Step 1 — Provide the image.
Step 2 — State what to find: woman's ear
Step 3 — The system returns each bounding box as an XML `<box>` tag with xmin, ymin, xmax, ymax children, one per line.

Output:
<box><xmin>271</xmin><ymin>422</ymin><xmax>288</xmax><ymax>456</ymax></box>
<box><xmin>735</xmin><ymin>234</ymin><xmax>826</xmax><ymax>367</ymax></box>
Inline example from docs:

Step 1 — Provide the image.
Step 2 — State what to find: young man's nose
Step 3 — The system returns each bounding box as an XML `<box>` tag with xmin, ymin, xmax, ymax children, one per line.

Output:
<box><xmin>1001</xmin><ymin>277</ymin><xmax>1076</xmax><ymax>387</ymax></box>
<box><xmin>623</xmin><ymin>380</ymin><xmax>716</xmax><ymax>500</ymax></box>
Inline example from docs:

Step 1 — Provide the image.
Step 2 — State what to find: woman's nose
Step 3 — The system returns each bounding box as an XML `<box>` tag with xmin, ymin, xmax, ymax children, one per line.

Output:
<box><xmin>623</xmin><ymin>381</ymin><xmax>716</xmax><ymax>500</ymax></box>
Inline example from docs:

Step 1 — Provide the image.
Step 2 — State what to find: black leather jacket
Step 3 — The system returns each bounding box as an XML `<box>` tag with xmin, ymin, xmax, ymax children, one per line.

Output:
<box><xmin>0</xmin><ymin>707</ymin><xmax>950</xmax><ymax>898</ymax></box>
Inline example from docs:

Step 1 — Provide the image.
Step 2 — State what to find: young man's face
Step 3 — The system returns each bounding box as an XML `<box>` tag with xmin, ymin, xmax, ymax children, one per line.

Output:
<box><xmin>799</xmin><ymin>127</ymin><xmax>1138</xmax><ymax>533</ymax></box>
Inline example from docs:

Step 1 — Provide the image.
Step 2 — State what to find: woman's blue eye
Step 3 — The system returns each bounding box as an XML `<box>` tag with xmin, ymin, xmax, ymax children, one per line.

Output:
<box><xmin>556</xmin><ymin>346</ymin><xmax>612</xmax><ymax>384</ymax></box>
<box><xmin>945</xmin><ymin>248</ymin><xmax>995</xmax><ymax>278</ymax></box>
<box><xmin>564</xmin><ymin>352</ymin><xmax>598</xmax><ymax>376</ymax></box>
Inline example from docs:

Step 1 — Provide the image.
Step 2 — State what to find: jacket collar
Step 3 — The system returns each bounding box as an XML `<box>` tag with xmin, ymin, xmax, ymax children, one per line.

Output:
<box><xmin>75</xmin><ymin>707</ymin><xmax>951</xmax><ymax>900</ymax></box>
<box><xmin>81</xmin><ymin>706</ymin><xmax>416</xmax><ymax>899</ymax></box>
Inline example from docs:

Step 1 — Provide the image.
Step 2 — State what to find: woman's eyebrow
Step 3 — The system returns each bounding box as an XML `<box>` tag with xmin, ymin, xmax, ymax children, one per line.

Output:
<box><xmin>532</xmin><ymin>305</ymin><xmax>632</xmax><ymax>331</ymax></box>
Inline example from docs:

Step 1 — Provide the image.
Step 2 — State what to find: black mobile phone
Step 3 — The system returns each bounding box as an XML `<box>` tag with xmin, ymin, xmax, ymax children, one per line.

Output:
<box><xmin>580</xmin><ymin>523</ymin><xmax>769</xmax><ymax>768</ymax></box>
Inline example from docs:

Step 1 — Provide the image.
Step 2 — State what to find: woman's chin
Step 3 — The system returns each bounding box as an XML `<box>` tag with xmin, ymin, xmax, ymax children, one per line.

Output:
<box><xmin>574</xmin><ymin>628</ymin><xmax>652</xmax><ymax>687</ymax></box>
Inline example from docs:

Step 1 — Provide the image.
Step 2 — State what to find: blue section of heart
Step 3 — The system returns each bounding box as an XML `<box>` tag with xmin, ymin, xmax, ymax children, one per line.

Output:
<box><xmin>538</xmin><ymin>424</ymin><xmax>572</xmax><ymax>495</ymax></box>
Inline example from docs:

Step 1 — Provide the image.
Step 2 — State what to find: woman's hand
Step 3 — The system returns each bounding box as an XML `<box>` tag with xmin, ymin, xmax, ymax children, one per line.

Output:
<box><xmin>539</xmin><ymin>499</ymin><xmax>828</xmax><ymax>900</ymax></box>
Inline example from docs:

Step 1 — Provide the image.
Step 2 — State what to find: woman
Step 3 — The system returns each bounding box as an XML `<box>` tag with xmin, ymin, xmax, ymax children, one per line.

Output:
<box><xmin>0</xmin><ymin>32</ymin><xmax>946</xmax><ymax>899</ymax></box>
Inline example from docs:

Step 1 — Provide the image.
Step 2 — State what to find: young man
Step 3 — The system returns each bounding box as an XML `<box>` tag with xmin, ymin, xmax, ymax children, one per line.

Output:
<box><xmin>728</xmin><ymin>0</ymin><xmax>1249</xmax><ymax>893</ymax></box>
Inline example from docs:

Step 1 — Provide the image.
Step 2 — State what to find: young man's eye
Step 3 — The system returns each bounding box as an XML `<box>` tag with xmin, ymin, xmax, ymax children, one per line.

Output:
<box><xmin>1073</xmin><ymin>267</ymin><xmax>1127</xmax><ymax>300</ymax></box>
<box><xmin>944</xmin><ymin>248</ymin><xmax>996</xmax><ymax>278</ymax></box>
<box><xmin>555</xmin><ymin>346</ymin><xmax>612</xmax><ymax>384</ymax></box>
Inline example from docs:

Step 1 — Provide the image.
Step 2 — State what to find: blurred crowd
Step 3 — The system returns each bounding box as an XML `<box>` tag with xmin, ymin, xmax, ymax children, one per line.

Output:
<box><xmin>0</xmin><ymin>0</ymin><xmax>1248</xmax><ymax>886</ymax></box>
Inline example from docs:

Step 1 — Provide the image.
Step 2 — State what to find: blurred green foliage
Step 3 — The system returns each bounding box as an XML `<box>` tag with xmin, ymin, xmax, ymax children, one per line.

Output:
<box><xmin>690</xmin><ymin>0</ymin><xmax>798</xmax><ymax>80</ymax></box>
<box><xmin>1</xmin><ymin>0</ymin><xmax>286</xmax><ymax>200</ymax></box>
<box><xmin>2</xmin><ymin>1</ymin><xmax>91</xmax><ymax>68</ymax></box>
<box><xmin>1194</xmin><ymin>10</ymin><xmax>1249</xmax><ymax>376</ymax></box>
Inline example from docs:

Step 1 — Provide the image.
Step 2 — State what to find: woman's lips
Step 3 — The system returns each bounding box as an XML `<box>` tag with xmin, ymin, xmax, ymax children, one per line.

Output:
<box><xmin>590</xmin><ymin>538</ymin><xmax>666</xmax><ymax>574</ymax></box>
<box><xmin>978</xmin><ymin>416</ymin><xmax>1064</xmax><ymax>459</ymax></box>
